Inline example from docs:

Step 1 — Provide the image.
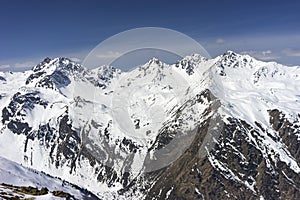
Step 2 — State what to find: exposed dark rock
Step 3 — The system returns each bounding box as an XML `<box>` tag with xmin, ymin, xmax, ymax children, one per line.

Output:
<box><xmin>145</xmin><ymin>112</ymin><xmax>300</xmax><ymax>200</ymax></box>
<box><xmin>32</xmin><ymin>57</ymin><xmax>51</xmax><ymax>72</ymax></box>
<box><xmin>0</xmin><ymin>76</ymin><xmax>6</xmax><ymax>81</ymax></box>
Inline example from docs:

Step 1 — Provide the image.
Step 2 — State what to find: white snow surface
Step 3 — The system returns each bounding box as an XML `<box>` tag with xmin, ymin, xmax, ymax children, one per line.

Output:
<box><xmin>0</xmin><ymin>156</ymin><xmax>93</xmax><ymax>199</ymax></box>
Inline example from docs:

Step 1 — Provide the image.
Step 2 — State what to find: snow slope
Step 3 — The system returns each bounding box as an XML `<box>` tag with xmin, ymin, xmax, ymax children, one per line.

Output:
<box><xmin>0</xmin><ymin>156</ymin><xmax>97</xmax><ymax>199</ymax></box>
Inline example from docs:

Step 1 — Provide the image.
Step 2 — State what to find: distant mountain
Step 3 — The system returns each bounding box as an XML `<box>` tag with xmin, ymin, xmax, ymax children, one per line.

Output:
<box><xmin>0</xmin><ymin>51</ymin><xmax>299</xmax><ymax>199</ymax></box>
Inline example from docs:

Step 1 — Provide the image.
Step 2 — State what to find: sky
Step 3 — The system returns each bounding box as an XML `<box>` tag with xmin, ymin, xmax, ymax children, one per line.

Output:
<box><xmin>1</xmin><ymin>0</ymin><xmax>300</xmax><ymax>71</ymax></box>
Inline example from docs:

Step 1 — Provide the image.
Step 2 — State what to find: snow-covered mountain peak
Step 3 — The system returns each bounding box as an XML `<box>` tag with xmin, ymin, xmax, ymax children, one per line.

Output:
<box><xmin>148</xmin><ymin>57</ymin><xmax>160</xmax><ymax>63</ymax></box>
<box><xmin>142</xmin><ymin>57</ymin><xmax>167</xmax><ymax>69</ymax></box>
<box><xmin>217</xmin><ymin>50</ymin><xmax>255</xmax><ymax>70</ymax></box>
<box><xmin>173</xmin><ymin>54</ymin><xmax>209</xmax><ymax>76</ymax></box>
<box><xmin>32</xmin><ymin>57</ymin><xmax>52</xmax><ymax>72</ymax></box>
<box><xmin>25</xmin><ymin>57</ymin><xmax>119</xmax><ymax>93</ymax></box>
<box><xmin>53</xmin><ymin>57</ymin><xmax>82</xmax><ymax>73</ymax></box>
<box><xmin>32</xmin><ymin>57</ymin><xmax>82</xmax><ymax>74</ymax></box>
<box><xmin>92</xmin><ymin>65</ymin><xmax>122</xmax><ymax>83</ymax></box>
<box><xmin>209</xmin><ymin>51</ymin><xmax>300</xmax><ymax>135</ymax></box>
<box><xmin>183</xmin><ymin>53</ymin><xmax>208</xmax><ymax>62</ymax></box>
<box><xmin>25</xmin><ymin>57</ymin><xmax>83</xmax><ymax>91</ymax></box>
<box><xmin>125</xmin><ymin>57</ymin><xmax>171</xmax><ymax>83</ymax></box>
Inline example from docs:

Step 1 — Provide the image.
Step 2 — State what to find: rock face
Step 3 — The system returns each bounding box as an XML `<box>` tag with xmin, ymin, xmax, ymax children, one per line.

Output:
<box><xmin>146</xmin><ymin>114</ymin><xmax>300</xmax><ymax>200</ymax></box>
<box><xmin>0</xmin><ymin>52</ymin><xmax>299</xmax><ymax>199</ymax></box>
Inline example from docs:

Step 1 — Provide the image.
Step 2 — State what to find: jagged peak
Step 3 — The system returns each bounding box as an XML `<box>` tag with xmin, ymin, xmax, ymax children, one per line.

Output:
<box><xmin>95</xmin><ymin>65</ymin><xmax>120</xmax><ymax>72</ymax></box>
<box><xmin>223</xmin><ymin>50</ymin><xmax>237</xmax><ymax>56</ymax></box>
<box><xmin>216</xmin><ymin>50</ymin><xmax>255</xmax><ymax>70</ymax></box>
<box><xmin>173</xmin><ymin>54</ymin><xmax>208</xmax><ymax>76</ymax></box>
<box><xmin>32</xmin><ymin>57</ymin><xmax>83</xmax><ymax>73</ymax></box>
<box><xmin>221</xmin><ymin>50</ymin><xmax>243</xmax><ymax>62</ymax></box>
<box><xmin>137</xmin><ymin>57</ymin><xmax>168</xmax><ymax>72</ymax></box>
<box><xmin>176</xmin><ymin>54</ymin><xmax>208</xmax><ymax>65</ymax></box>
<box><xmin>26</xmin><ymin>57</ymin><xmax>85</xmax><ymax>91</ymax></box>
<box><xmin>32</xmin><ymin>57</ymin><xmax>52</xmax><ymax>72</ymax></box>
<box><xmin>184</xmin><ymin>53</ymin><xmax>208</xmax><ymax>61</ymax></box>
<box><xmin>147</xmin><ymin>57</ymin><xmax>165</xmax><ymax>66</ymax></box>
<box><xmin>93</xmin><ymin>65</ymin><xmax>122</xmax><ymax>83</ymax></box>
<box><xmin>223</xmin><ymin>50</ymin><xmax>257</xmax><ymax>62</ymax></box>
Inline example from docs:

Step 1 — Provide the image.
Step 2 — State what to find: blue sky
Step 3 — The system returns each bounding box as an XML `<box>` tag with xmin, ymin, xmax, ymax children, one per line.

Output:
<box><xmin>1</xmin><ymin>0</ymin><xmax>300</xmax><ymax>71</ymax></box>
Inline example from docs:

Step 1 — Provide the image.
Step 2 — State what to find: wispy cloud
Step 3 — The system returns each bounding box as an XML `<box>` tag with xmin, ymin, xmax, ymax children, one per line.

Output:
<box><xmin>96</xmin><ymin>51</ymin><xmax>121</xmax><ymax>59</ymax></box>
<box><xmin>282</xmin><ymin>48</ymin><xmax>300</xmax><ymax>57</ymax></box>
<box><xmin>0</xmin><ymin>64</ymin><xmax>10</xmax><ymax>70</ymax></box>
<box><xmin>215</xmin><ymin>38</ymin><xmax>225</xmax><ymax>44</ymax></box>
<box><xmin>70</xmin><ymin>57</ymin><xmax>81</xmax><ymax>62</ymax></box>
<box><xmin>15</xmin><ymin>61</ymin><xmax>35</xmax><ymax>68</ymax></box>
<box><xmin>240</xmin><ymin>50</ymin><xmax>280</xmax><ymax>61</ymax></box>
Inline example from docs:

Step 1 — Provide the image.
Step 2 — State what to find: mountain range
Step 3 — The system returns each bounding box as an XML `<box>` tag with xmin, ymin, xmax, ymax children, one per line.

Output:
<box><xmin>0</xmin><ymin>51</ymin><xmax>299</xmax><ymax>199</ymax></box>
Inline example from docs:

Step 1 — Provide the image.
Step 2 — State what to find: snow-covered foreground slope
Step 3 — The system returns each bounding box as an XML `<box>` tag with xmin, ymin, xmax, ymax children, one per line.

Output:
<box><xmin>0</xmin><ymin>51</ymin><xmax>299</xmax><ymax>199</ymax></box>
<box><xmin>0</xmin><ymin>156</ymin><xmax>97</xmax><ymax>199</ymax></box>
